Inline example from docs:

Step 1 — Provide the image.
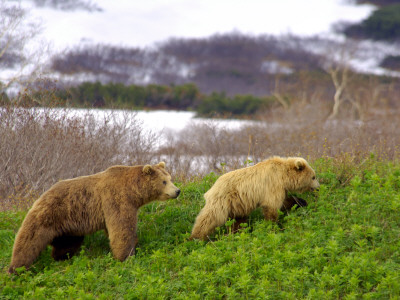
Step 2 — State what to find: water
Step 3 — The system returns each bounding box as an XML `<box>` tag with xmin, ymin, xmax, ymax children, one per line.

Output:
<box><xmin>62</xmin><ymin>108</ymin><xmax>257</xmax><ymax>134</ymax></box>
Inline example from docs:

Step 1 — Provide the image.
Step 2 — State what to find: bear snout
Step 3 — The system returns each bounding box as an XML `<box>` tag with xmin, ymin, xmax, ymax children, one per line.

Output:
<box><xmin>167</xmin><ymin>189</ymin><xmax>180</xmax><ymax>198</ymax></box>
<box><xmin>311</xmin><ymin>182</ymin><xmax>320</xmax><ymax>191</ymax></box>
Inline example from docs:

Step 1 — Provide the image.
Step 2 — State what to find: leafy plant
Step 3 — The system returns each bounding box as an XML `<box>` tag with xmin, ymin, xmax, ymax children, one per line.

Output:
<box><xmin>1</xmin><ymin>158</ymin><xmax>400</xmax><ymax>298</ymax></box>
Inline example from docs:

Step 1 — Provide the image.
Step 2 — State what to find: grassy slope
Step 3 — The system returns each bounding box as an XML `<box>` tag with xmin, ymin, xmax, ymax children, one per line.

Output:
<box><xmin>1</xmin><ymin>157</ymin><xmax>400</xmax><ymax>299</ymax></box>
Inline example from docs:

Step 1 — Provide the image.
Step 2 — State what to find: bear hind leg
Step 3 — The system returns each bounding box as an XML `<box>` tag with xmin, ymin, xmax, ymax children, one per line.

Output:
<box><xmin>9</xmin><ymin>226</ymin><xmax>57</xmax><ymax>274</ymax></box>
<box><xmin>190</xmin><ymin>205</ymin><xmax>229</xmax><ymax>240</ymax></box>
<box><xmin>51</xmin><ymin>235</ymin><xmax>84</xmax><ymax>261</ymax></box>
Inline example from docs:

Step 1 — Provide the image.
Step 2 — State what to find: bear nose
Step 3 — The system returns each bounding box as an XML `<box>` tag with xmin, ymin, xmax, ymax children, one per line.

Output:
<box><xmin>176</xmin><ymin>189</ymin><xmax>181</xmax><ymax>196</ymax></box>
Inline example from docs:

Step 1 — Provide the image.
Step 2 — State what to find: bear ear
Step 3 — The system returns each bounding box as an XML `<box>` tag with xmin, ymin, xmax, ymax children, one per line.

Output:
<box><xmin>157</xmin><ymin>161</ymin><xmax>166</xmax><ymax>169</ymax></box>
<box><xmin>295</xmin><ymin>159</ymin><xmax>306</xmax><ymax>171</ymax></box>
<box><xmin>143</xmin><ymin>164</ymin><xmax>154</xmax><ymax>175</ymax></box>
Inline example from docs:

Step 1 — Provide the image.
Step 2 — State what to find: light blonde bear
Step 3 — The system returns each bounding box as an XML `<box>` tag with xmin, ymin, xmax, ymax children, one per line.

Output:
<box><xmin>190</xmin><ymin>156</ymin><xmax>319</xmax><ymax>240</ymax></box>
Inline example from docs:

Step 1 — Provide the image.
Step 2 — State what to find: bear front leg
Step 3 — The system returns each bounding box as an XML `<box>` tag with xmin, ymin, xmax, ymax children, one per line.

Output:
<box><xmin>51</xmin><ymin>235</ymin><xmax>84</xmax><ymax>261</ymax></box>
<box><xmin>108</xmin><ymin>229</ymin><xmax>138</xmax><ymax>261</ymax></box>
<box><xmin>260</xmin><ymin>193</ymin><xmax>286</xmax><ymax>223</ymax></box>
<box><xmin>280</xmin><ymin>195</ymin><xmax>308</xmax><ymax>212</ymax></box>
<box><xmin>190</xmin><ymin>204</ymin><xmax>229</xmax><ymax>240</ymax></box>
<box><xmin>262</xmin><ymin>206</ymin><xmax>279</xmax><ymax>222</ymax></box>
<box><xmin>105</xmin><ymin>209</ymin><xmax>138</xmax><ymax>262</ymax></box>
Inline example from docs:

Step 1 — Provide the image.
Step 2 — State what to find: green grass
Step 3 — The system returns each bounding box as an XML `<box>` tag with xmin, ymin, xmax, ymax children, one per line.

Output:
<box><xmin>1</xmin><ymin>157</ymin><xmax>400</xmax><ymax>299</ymax></box>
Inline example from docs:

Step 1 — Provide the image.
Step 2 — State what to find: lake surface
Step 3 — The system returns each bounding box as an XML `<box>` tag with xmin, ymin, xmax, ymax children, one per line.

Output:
<box><xmin>64</xmin><ymin>108</ymin><xmax>258</xmax><ymax>134</ymax></box>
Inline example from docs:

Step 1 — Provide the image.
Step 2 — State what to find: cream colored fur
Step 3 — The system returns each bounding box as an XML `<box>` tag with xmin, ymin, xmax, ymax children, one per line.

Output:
<box><xmin>190</xmin><ymin>156</ymin><xmax>319</xmax><ymax>240</ymax></box>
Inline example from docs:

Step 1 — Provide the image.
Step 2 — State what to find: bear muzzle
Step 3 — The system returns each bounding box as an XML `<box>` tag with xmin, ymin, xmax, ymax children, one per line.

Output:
<box><xmin>168</xmin><ymin>189</ymin><xmax>180</xmax><ymax>198</ymax></box>
<box><xmin>310</xmin><ymin>182</ymin><xmax>320</xmax><ymax>191</ymax></box>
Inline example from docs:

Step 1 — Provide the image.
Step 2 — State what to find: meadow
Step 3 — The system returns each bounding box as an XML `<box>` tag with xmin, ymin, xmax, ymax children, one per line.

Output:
<box><xmin>1</xmin><ymin>156</ymin><xmax>400</xmax><ymax>299</ymax></box>
<box><xmin>1</xmin><ymin>104</ymin><xmax>400</xmax><ymax>299</ymax></box>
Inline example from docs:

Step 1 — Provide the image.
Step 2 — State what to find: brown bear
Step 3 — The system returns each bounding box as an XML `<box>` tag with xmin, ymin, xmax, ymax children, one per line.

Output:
<box><xmin>8</xmin><ymin>162</ymin><xmax>180</xmax><ymax>273</ymax></box>
<box><xmin>190</xmin><ymin>156</ymin><xmax>319</xmax><ymax>240</ymax></box>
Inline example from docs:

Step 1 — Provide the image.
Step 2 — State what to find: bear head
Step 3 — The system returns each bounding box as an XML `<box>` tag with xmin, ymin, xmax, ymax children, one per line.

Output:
<box><xmin>285</xmin><ymin>157</ymin><xmax>319</xmax><ymax>193</ymax></box>
<box><xmin>142</xmin><ymin>162</ymin><xmax>180</xmax><ymax>201</ymax></box>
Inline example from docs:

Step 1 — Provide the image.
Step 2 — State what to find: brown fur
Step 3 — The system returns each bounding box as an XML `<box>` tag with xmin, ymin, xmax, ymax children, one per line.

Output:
<box><xmin>190</xmin><ymin>156</ymin><xmax>319</xmax><ymax>240</ymax></box>
<box><xmin>8</xmin><ymin>162</ymin><xmax>180</xmax><ymax>273</ymax></box>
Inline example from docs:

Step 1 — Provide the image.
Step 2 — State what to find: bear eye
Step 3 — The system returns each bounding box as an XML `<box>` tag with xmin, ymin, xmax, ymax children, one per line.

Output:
<box><xmin>163</xmin><ymin>181</ymin><xmax>167</xmax><ymax>185</ymax></box>
<box><xmin>312</xmin><ymin>176</ymin><xmax>316</xmax><ymax>180</ymax></box>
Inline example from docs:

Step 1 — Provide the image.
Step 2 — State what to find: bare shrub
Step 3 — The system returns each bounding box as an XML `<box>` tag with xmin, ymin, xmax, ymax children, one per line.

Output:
<box><xmin>0</xmin><ymin>106</ymin><xmax>159</xmax><ymax>209</ymax></box>
<box><xmin>163</xmin><ymin>99</ymin><xmax>400</xmax><ymax>177</ymax></box>
<box><xmin>0</xmin><ymin>1</ymin><xmax>48</xmax><ymax>95</ymax></box>
<box><xmin>256</xmin><ymin>103</ymin><xmax>400</xmax><ymax>161</ymax></box>
<box><xmin>159</xmin><ymin>121</ymin><xmax>258</xmax><ymax>177</ymax></box>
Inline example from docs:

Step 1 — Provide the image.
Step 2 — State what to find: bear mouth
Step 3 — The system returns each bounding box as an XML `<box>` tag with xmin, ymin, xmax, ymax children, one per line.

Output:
<box><xmin>167</xmin><ymin>189</ymin><xmax>180</xmax><ymax>198</ymax></box>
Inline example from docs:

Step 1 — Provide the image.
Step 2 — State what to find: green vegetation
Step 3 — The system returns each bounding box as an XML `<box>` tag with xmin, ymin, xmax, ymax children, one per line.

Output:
<box><xmin>352</xmin><ymin>0</ymin><xmax>400</xmax><ymax>7</ymax></box>
<box><xmin>1</xmin><ymin>156</ymin><xmax>400</xmax><ymax>299</ymax></box>
<box><xmin>22</xmin><ymin>81</ymin><xmax>275</xmax><ymax>117</ymax></box>
<box><xmin>344</xmin><ymin>4</ymin><xmax>400</xmax><ymax>41</ymax></box>
<box><xmin>56</xmin><ymin>82</ymin><xmax>202</xmax><ymax>110</ymax></box>
<box><xmin>380</xmin><ymin>55</ymin><xmax>400</xmax><ymax>71</ymax></box>
<box><xmin>196</xmin><ymin>92</ymin><xmax>275</xmax><ymax>117</ymax></box>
